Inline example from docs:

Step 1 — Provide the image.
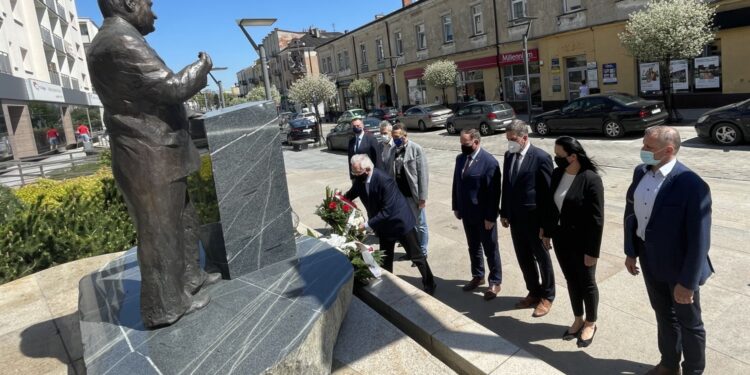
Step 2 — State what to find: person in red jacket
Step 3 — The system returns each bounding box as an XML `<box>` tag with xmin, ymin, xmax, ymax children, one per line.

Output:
<box><xmin>47</xmin><ymin>128</ymin><xmax>60</xmax><ymax>150</ymax></box>
<box><xmin>77</xmin><ymin>124</ymin><xmax>91</xmax><ymax>143</ymax></box>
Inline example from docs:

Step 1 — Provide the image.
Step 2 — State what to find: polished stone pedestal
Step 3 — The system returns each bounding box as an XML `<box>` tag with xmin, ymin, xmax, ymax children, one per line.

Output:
<box><xmin>78</xmin><ymin>236</ymin><xmax>353</xmax><ymax>374</ymax></box>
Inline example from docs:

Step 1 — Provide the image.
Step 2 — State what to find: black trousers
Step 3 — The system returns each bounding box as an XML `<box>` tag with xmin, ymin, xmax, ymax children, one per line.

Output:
<box><xmin>552</xmin><ymin>235</ymin><xmax>598</xmax><ymax>322</ymax></box>
<box><xmin>380</xmin><ymin>228</ymin><xmax>435</xmax><ymax>289</ymax></box>
<box><xmin>510</xmin><ymin>219</ymin><xmax>555</xmax><ymax>300</ymax></box>
<box><xmin>639</xmin><ymin>240</ymin><xmax>706</xmax><ymax>374</ymax></box>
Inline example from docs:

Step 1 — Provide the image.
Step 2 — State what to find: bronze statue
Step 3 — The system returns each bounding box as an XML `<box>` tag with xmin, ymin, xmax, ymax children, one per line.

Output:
<box><xmin>88</xmin><ymin>0</ymin><xmax>218</xmax><ymax>328</ymax></box>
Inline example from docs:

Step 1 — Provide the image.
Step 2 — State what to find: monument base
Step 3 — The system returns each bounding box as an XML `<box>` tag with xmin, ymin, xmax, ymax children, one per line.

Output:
<box><xmin>78</xmin><ymin>236</ymin><xmax>353</xmax><ymax>374</ymax></box>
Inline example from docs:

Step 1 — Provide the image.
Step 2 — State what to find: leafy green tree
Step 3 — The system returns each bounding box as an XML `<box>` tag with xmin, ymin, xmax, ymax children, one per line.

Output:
<box><xmin>348</xmin><ymin>79</ymin><xmax>373</xmax><ymax>110</ymax></box>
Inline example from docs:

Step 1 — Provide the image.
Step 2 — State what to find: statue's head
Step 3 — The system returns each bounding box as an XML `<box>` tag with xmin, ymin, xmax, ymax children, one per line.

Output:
<box><xmin>98</xmin><ymin>0</ymin><xmax>157</xmax><ymax>36</ymax></box>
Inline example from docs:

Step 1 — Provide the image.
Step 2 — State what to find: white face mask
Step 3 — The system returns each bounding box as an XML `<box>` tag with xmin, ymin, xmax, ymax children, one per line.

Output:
<box><xmin>507</xmin><ymin>141</ymin><xmax>522</xmax><ymax>153</ymax></box>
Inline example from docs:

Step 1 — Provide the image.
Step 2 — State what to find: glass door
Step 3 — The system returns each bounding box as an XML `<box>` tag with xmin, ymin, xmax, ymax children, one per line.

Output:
<box><xmin>565</xmin><ymin>56</ymin><xmax>587</xmax><ymax>101</ymax></box>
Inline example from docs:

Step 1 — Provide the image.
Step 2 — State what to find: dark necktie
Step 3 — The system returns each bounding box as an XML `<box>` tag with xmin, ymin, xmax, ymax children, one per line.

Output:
<box><xmin>462</xmin><ymin>155</ymin><xmax>473</xmax><ymax>178</ymax></box>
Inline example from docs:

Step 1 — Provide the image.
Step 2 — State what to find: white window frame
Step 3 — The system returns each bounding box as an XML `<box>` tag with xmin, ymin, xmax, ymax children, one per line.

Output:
<box><xmin>511</xmin><ymin>0</ymin><xmax>527</xmax><ymax>20</ymax></box>
<box><xmin>395</xmin><ymin>32</ymin><xmax>404</xmax><ymax>56</ymax></box>
<box><xmin>471</xmin><ymin>5</ymin><xmax>484</xmax><ymax>36</ymax></box>
<box><xmin>563</xmin><ymin>0</ymin><xmax>582</xmax><ymax>13</ymax></box>
<box><xmin>416</xmin><ymin>24</ymin><xmax>426</xmax><ymax>50</ymax></box>
<box><xmin>360</xmin><ymin>44</ymin><xmax>368</xmax><ymax>67</ymax></box>
<box><xmin>376</xmin><ymin>39</ymin><xmax>385</xmax><ymax>62</ymax></box>
<box><xmin>442</xmin><ymin>15</ymin><xmax>454</xmax><ymax>43</ymax></box>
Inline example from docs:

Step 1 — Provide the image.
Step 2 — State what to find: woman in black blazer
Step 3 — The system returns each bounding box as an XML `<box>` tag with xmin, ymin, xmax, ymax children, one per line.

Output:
<box><xmin>540</xmin><ymin>136</ymin><xmax>604</xmax><ymax>348</ymax></box>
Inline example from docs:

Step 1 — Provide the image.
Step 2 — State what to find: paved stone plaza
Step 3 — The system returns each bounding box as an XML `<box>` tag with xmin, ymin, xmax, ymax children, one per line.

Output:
<box><xmin>285</xmin><ymin>124</ymin><xmax>750</xmax><ymax>375</ymax></box>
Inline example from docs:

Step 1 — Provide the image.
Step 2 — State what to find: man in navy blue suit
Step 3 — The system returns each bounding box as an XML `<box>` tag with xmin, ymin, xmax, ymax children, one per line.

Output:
<box><xmin>345</xmin><ymin>154</ymin><xmax>436</xmax><ymax>294</ymax></box>
<box><xmin>452</xmin><ymin>129</ymin><xmax>502</xmax><ymax>300</ymax></box>
<box><xmin>624</xmin><ymin>126</ymin><xmax>713</xmax><ymax>375</ymax></box>
<box><xmin>347</xmin><ymin>118</ymin><xmax>380</xmax><ymax>177</ymax></box>
<box><xmin>500</xmin><ymin>120</ymin><xmax>555</xmax><ymax>317</ymax></box>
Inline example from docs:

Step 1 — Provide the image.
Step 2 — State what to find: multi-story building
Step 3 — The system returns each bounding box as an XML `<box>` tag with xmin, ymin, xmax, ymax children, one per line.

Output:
<box><xmin>316</xmin><ymin>0</ymin><xmax>750</xmax><ymax>114</ymax></box>
<box><xmin>78</xmin><ymin>17</ymin><xmax>98</xmax><ymax>54</ymax></box>
<box><xmin>0</xmin><ymin>0</ymin><xmax>101</xmax><ymax>160</ymax></box>
<box><xmin>236</xmin><ymin>28</ymin><xmax>341</xmax><ymax>109</ymax></box>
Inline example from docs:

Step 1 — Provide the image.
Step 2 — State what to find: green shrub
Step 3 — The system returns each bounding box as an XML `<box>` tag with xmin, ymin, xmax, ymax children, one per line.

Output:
<box><xmin>187</xmin><ymin>155</ymin><xmax>220</xmax><ymax>224</ymax></box>
<box><xmin>0</xmin><ymin>186</ymin><xmax>22</xmax><ymax>225</ymax></box>
<box><xmin>0</xmin><ymin>168</ymin><xmax>136</xmax><ymax>284</ymax></box>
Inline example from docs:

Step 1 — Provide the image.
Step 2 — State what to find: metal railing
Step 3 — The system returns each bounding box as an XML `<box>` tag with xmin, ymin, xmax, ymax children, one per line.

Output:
<box><xmin>72</xmin><ymin>78</ymin><xmax>79</xmax><ymax>90</ymax></box>
<box><xmin>41</xmin><ymin>26</ymin><xmax>53</xmax><ymax>47</ymax></box>
<box><xmin>49</xmin><ymin>70</ymin><xmax>61</xmax><ymax>85</ymax></box>
<box><xmin>61</xmin><ymin>74</ymin><xmax>71</xmax><ymax>89</ymax></box>
<box><xmin>56</xmin><ymin>2</ymin><xmax>68</xmax><ymax>20</ymax></box>
<box><xmin>0</xmin><ymin>149</ymin><xmax>102</xmax><ymax>188</ymax></box>
<box><xmin>53</xmin><ymin>35</ymin><xmax>65</xmax><ymax>53</ymax></box>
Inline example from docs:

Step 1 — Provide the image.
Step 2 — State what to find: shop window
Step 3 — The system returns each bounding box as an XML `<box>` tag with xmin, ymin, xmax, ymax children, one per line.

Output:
<box><xmin>416</xmin><ymin>24</ymin><xmax>426</xmax><ymax>50</ymax></box>
<box><xmin>407</xmin><ymin>78</ymin><xmax>427</xmax><ymax>105</ymax></box>
<box><xmin>639</xmin><ymin>40</ymin><xmax>722</xmax><ymax>95</ymax></box>
<box><xmin>456</xmin><ymin>70</ymin><xmax>486</xmax><ymax>102</ymax></box>
<box><xmin>564</xmin><ymin>0</ymin><xmax>582</xmax><ymax>13</ymax></box>
<box><xmin>442</xmin><ymin>15</ymin><xmax>454</xmax><ymax>43</ymax></box>
<box><xmin>471</xmin><ymin>5</ymin><xmax>484</xmax><ymax>35</ymax></box>
<box><xmin>29</xmin><ymin>102</ymin><xmax>65</xmax><ymax>152</ymax></box>
<box><xmin>511</xmin><ymin>0</ymin><xmax>527</xmax><ymax>20</ymax></box>
<box><xmin>503</xmin><ymin>62</ymin><xmax>541</xmax><ymax>106</ymax></box>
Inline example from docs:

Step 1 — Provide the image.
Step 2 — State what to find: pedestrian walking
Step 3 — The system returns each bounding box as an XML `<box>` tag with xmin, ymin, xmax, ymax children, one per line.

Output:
<box><xmin>579</xmin><ymin>79</ymin><xmax>590</xmax><ymax>97</ymax></box>
<box><xmin>452</xmin><ymin>128</ymin><xmax>502</xmax><ymax>300</ymax></box>
<box><xmin>77</xmin><ymin>123</ymin><xmax>91</xmax><ymax>143</ymax></box>
<box><xmin>539</xmin><ymin>136</ymin><xmax>604</xmax><ymax>348</ymax></box>
<box><xmin>624</xmin><ymin>126</ymin><xmax>713</xmax><ymax>375</ymax></box>
<box><xmin>500</xmin><ymin>119</ymin><xmax>555</xmax><ymax>317</ymax></box>
<box><xmin>46</xmin><ymin>127</ymin><xmax>60</xmax><ymax>151</ymax></box>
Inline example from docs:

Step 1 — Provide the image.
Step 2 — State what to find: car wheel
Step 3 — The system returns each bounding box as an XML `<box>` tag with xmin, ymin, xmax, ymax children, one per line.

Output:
<box><xmin>603</xmin><ymin>120</ymin><xmax>624</xmax><ymax>138</ymax></box>
<box><xmin>712</xmin><ymin>123</ymin><xmax>742</xmax><ymax>146</ymax></box>
<box><xmin>326</xmin><ymin>139</ymin><xmax>334</xmax><ymax>150</ymax></box>
<box><xmin>446</xmin><ymin>122</ymin><xmax>457</xmax><ymax>135</ymax></box>
<box><xmin>534</xmin><ymin>121</ymin><xmax>549</xmax><ymax>136</ymax></box>
<box><xmin>479</xmin><ymin>122</ymin><xmax>493</xmax><ymax>136</ymax></box>
<box><xmin>286</xmin><ymin>134</ymin><xmax>292</xmax><ymax>144</ymax></box>
<box><xmin>418</xmin><ymin>120</ymin><xmax>427</xmax><ymax>132</ymax></box>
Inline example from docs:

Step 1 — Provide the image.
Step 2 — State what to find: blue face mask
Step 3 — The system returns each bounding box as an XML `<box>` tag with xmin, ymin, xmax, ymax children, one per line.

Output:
<box><xmin>640</xmin><ymin>150</ymin><xmax>661</xmax><ymax>166</ymax></box>
<box><xmin>393</xmin><ymin>138</ymin><xmax>404</xmax><ymax>147</ymax></box>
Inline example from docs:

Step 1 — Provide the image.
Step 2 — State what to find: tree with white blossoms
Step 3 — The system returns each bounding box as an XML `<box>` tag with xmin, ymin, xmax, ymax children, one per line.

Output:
<box><xmin>348</xmin><ymin>79</ymin><xmax>373</xmax><ymax>110</ymax></box>
<box><xmin>245</xmin><ymin>85</ymin><xmax>281</xmax><ymax>105</ymax></box>
<box><xmin>619</xmin><ymin>0</ymin><xmax>715</xmax><ymax>122</ymax></box>
<box><xmin>288</xmin><ymin>75</ymin><xmax>337</xmax><ymax>143</ymax></box>
<box><xmin>423</xmin><ymin>60</ymin><xmax>458</xmax><ymax>105</ymax></box>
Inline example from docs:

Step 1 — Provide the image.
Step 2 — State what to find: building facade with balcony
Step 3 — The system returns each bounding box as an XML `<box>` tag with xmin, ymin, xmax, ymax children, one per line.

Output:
<box><xmin>315</xmin><ymin>0</ymin><xmax>750</xmax><ymax>114</ymax></box>
<box><xmin>0</xmin><ymin>0</ymin><xmax>101</xmax><ymax>160</ymax></box>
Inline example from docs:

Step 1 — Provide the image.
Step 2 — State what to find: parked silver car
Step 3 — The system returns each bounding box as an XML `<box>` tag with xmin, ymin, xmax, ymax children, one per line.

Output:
<box><xmin>446</xmin><ymin>101</ymin><xmax>516</xmax><ymax>136</ymax></box>
<box><xmin>396</xmin><ymin>104</ymin><xmax>453</xmax><ymax>131</ymax></box>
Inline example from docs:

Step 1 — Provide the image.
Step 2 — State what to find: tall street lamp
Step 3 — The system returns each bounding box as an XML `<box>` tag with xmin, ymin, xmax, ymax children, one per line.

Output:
<box><xmin>382</xmin><ymin>55</ymin><xmax>401</xmax><ymax>110</ymax></box>
<box><xmin>208</xmin><ymin>67</ymin><xmax>228</xmax><ymax>108</ymax></box>
<box><xmin>522</xmin><ymin>17</ymin><xmax>537</xmax><ymax>122</ymax></box>
<box><xmin>237</xmin><ymin>18</ymin><xmax>277</xmax><ymax>101</ymax></box>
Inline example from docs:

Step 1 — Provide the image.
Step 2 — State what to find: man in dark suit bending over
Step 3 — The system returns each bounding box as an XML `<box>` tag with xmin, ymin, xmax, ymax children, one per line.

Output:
<box><xmin>345</xmin><ymin>154</ymin><xmax>436</xmax><ymax>294</ymax></box>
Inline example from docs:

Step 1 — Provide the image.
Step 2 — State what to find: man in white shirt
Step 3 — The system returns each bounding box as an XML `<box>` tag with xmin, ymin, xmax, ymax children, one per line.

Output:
<box><xmin>579</xmin><ymin>79</ymin><xmax>590</xmax><ymax>97</ymax></box>
<box><xmin>624</xmin><ymin>126</ymin><xmax>713</xmax><ymax>375</ymax></box>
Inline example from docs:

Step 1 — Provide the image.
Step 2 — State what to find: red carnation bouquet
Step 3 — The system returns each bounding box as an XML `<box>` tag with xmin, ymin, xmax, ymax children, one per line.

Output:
<box><xmin>315</xmin><ymin>186</ymin><xmax>366</xmax><ymax>242</ymax></box>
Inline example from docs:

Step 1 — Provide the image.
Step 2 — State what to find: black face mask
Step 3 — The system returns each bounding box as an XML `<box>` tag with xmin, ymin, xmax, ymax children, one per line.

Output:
<box><xmin>353</xmin><ymin>173</ymin><xmax>368</xmax><ymax>183</ymax></box>
<box><xmin>554</xmin><ymin>156</ymin><xmax>571</xmax><ymax>169</ymax></box>
<box><xmin>461</xmin><ymin>145</ymin><xmax>474</xmax><ymax>156</ymax></box>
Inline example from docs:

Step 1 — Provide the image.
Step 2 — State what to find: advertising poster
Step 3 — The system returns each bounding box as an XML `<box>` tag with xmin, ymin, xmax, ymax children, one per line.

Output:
<box><xmin>514</xmin><ymin>79</ymin><xmax>528</xmax><ymax>97</ymax></box>
<box><xmin>639</xmin><ymin>62</ymin><xmax>661</xmax><ymax>92</ymax></box>
<box><xmin>602</xmin><ymin>63</ymin><xmax>617</xmax><ymax>84</ymax></box>
<box><xmin>694</xmin><ymin>56</ymin><xmax>721</xmax><ymax>89</ymax></box>
<box><xmin>552</xmin><ymin>75</ymin><xmax>561</xmax><ymax>92</ymax></box>
<box><xmin>670</xmin><ymin>60</ymin><xmax>689</xmax><ymax>91</ymax></box>
<box><xmin>586</xmin><ymin>62</ymin><xmax>598</xmax><ymax>88</ymax></box>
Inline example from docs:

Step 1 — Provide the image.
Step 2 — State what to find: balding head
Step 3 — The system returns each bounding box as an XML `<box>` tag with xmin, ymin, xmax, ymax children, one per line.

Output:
<box><xmin>98</xmin><ymin>0</ymin><xmax>157</xmax><ymax>35</ymax></box>
<box><xmin>645</xmin><ymin>126</ymin><xmax>681</xmax><ymax>154</ymax></box>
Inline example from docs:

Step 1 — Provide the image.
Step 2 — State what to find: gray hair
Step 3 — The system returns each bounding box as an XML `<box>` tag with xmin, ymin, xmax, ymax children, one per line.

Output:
<box><xmin>350</xmin><ymin>154</ymin><xmax>374</xmax><ymax>170</ymax></box>
<box><xmin>645</xmin><ymin>126</ymin><xmax>681</xmax><ymax>154</ymax></box>
<box><xmin>379</xmin><ymin>121</ymin><xmax>392</xmax><ymax>132</ymax></box>
<box><xmin>507</xmin><ymin>119</ymin><xmax>529</xmax><ymax>137</ymax></box>
<box><xmin>460</xmin><ymin>128</ymin><xmax>481</xmax><ymax>142</ymax></box>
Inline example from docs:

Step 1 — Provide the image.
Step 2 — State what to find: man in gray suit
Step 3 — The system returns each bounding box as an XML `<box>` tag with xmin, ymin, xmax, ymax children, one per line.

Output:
<box><xmin>88</xmin><ymin>0</ymin><xmax>218</xmax><ymax>328</ymax></box>
<box><xmin>386</xmin><ymin>124</ymin><xmax>430</xmax><ymax>257</ymax></box>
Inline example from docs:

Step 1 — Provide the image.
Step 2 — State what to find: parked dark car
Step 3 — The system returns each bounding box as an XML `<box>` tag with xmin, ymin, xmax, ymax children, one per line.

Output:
<box><xmin>396</xmin><ymin>104</ymin><xmax>453</xmax><ymax>131</ymax></box>
<box><xmin>530</xmin><ymin>93</ymin><xmax>667</xmax><ymax>138</ymax></box>
<box><xmin>695</xmin><ymin>98</ymin><xmax>750</xmax><ymax>146</ymax></box>
<box><xmin>326</xmin><ymin>116</ymin><xmax>383</xmax><ymax>151</ymax></box>
<box><xmin>367</xmin><ymin>107</ymin><xmax>400</xmax><ymax>124</ymax></box>
<box><xmin>282</xmin><ymin>118</ymin><xmax>320</xmax><ymax>144</ymax></box>
<box><xmin>446</xmin><ymin>101</ymin><xmax>516</xmax><ymax>136</ymax></box>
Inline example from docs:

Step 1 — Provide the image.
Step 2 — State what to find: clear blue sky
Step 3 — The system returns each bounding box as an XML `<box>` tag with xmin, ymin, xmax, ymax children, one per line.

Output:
<box><xmin>76</xmin><ymin>0</ymin><xmax>402</xmax><ymax>92</ymax></box>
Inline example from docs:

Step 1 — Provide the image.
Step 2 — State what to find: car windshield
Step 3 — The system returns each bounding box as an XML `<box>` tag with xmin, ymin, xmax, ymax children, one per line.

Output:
<box><xmin>424</xmin><ymin>105</ymin><xmax>447</xmax><ymax>112</ymax></box>
<box><xmin>609</xmin><ymin>94</ymin><xmax>641</xmax><ymax>105</ymax></box>
<box><xmin>289</xmin><ymin>119</ymin><xmax>313</xmax><ymax>127</ymax></box>
<box><xmin>363</xmin><ymin>117</ymin><xmax>381</xmax><ymax>128</ymax></box>
<box><xmin>351</xmin><ymin>109</ymin><xmax>366</xmax><ymax>117</ymax></box>
<box><xmin>491</xmin><ymin>103</ymin><xmax>511</xmax><ymax>112</ymax></box>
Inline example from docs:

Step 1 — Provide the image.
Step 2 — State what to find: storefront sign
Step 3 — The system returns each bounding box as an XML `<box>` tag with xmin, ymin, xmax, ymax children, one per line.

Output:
<box><xmin>670</xmin><ymin>60</ymin><xmax>689</xmax><ymax>91</ymax></box>
<box><xmin>602</xmin><ymin>63</ymin><xmax>617</xmax><ymax>84</ymax></box>
<box><xmin>500</xmin><ymin>49</ymin><xmax>539</xmax><ymax>66</ymax></box>
<box><xmin>26</xmin><ymin>79</ymin><xmax>65</xmax><ymax>103</ymax></box>
<box><xmin>694</xmin><ymin>56</ymin><xmax>720</xmax><ymax>89</ymax></box>
<box><xmin>639</xmin><ymin>62</ymin><xmax>661</xmax><ymax>92</ymax></box>
<box><xmin>586</xmin><ymin>62</ymin><xmax>598</xmax><ymax>89</ymax></box>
